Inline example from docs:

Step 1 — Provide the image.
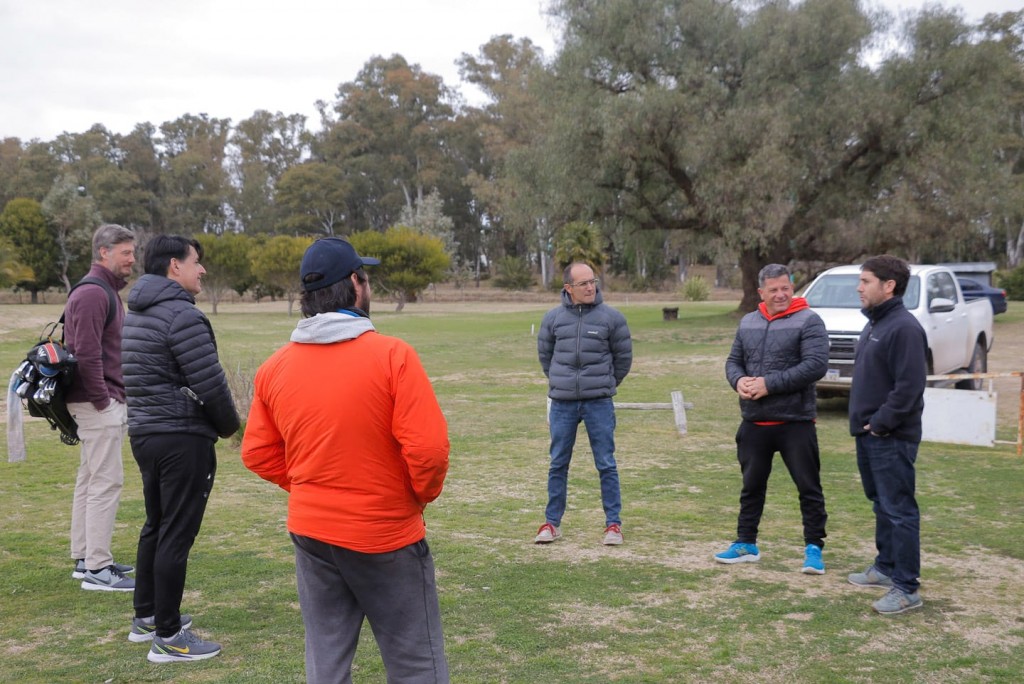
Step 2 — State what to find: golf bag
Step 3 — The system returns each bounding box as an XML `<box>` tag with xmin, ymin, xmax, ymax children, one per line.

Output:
<box><xmin>10</xmin><ymin>277</ymin><xmax>117</xmax><ymax>447</ymax></box>
<box><xmin>13</xmin><ymin>335</ymin><xmax>80</xmax><ymax>445</ymax></box>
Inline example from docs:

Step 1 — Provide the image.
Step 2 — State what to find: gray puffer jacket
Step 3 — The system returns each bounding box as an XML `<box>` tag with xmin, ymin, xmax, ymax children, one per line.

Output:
<box><xmin>725</xmin><ymin>301</ymin><xmax>828</xmax><ymax>423</ymax></box>
<box><xmin>538</xmin><ymin>289</ymin><xmax>632</xmax><ymax>400</ymax></box>
<box><xmin>122</xmin><ymin>274</ymin><xmax>240</xmax><ymax>440</ymax></box>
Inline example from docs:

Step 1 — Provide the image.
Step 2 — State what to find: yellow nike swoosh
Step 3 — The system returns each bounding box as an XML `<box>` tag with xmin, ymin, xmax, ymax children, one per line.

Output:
<box><xmin>166</xmin><ymin>645</ymin><xmax>190</xmax><ymax>654</ymax></box>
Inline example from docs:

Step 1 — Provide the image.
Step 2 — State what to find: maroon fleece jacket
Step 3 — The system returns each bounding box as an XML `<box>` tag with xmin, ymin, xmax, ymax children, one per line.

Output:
<box><xmin>63</xmin><ymin>264</ymin><xmax>128</xmax><ymax>410</ymax></box>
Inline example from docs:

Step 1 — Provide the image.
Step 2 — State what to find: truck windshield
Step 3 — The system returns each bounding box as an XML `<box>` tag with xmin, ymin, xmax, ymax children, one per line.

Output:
<box><xmin>803</xmin><ymin>274</ymin><xmax>920</xmax><ymax>309</ymax></box>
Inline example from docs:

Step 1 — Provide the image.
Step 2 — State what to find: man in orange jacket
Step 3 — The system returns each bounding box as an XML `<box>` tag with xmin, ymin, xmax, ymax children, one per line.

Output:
<box><xmin>242</xmin><ymin>237</ymin><xmax>450</xmax><ymax>684</ymax></box>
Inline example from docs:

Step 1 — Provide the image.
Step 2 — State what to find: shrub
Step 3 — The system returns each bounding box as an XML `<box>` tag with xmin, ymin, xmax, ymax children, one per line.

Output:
<box><xmin>995</xmin><ymin>265</ymin><xmax>1024</xmax><ymax>301</ymax></box>
<box><xmin>494</xmin><ymin>256</ymin><xmax>534</xmax><ymax>290</ymax></box>
<box><xmin>682</xmin><ymin>275</ymin><xmax>710</xmax><ymax>302</ymax></box>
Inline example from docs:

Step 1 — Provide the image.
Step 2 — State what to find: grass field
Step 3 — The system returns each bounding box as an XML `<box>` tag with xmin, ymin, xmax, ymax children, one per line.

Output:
<box><xmin>1</xmin><ymin>297</ymin><xmax>1022</xmax><ymax>683</ymax></box>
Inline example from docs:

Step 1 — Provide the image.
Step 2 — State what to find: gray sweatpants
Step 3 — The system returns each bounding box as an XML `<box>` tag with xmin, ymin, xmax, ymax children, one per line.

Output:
<box><xmin>291</xmin><ymin>533</ymin><xmax>449</xmax><ymax>684</ymax></box>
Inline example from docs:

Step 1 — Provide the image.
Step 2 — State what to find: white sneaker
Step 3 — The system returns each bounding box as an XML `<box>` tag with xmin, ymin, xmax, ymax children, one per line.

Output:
<box><xmin>602</xmin><ymin>524</ymin><xmax>623</xmax><ymax>545</ymax></box>
<box><xmin>534</xmin><ymin>523</ymin><xmax>561</xmax><ymax>543</ymax></box>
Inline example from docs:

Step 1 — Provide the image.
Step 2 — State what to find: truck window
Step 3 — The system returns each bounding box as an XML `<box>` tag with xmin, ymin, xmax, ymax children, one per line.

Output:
<box><xmin>804</xmin><ymin>274</ymin><xmax>861</xmax><ymax>308</ymax></box>
<box><xmin>927</xmin><ymin>272</ymin><xmax>958</xmax><ymax>305</ymax></box>
<box><xmin>804</xmin><ymin>273</ymin><xmax>921</xmax><ymax>309</ymax></box>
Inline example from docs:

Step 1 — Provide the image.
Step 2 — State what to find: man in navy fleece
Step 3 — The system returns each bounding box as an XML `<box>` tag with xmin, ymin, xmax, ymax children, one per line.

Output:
<box><xmin>847</xmin><ymin>255</ymin><xmax>927</xmax><ymax>615</ymax></box>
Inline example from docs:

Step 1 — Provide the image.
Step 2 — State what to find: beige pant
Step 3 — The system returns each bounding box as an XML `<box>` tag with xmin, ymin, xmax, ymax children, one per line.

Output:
<box><xmin>68</xmin><ymin>400</ymin><xmax>127</xmax><ymax>571</ymax></box>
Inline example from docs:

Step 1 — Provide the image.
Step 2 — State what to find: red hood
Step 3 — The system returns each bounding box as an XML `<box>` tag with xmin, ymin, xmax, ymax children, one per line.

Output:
<box><xmin>759</xmin><ymin>296</ymin><xmax>809</xmax><ymax>322</ymax></box>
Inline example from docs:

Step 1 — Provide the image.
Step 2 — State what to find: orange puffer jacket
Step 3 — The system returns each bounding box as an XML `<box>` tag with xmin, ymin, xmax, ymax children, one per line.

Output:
<box><xmin>241</xmin><ymin>313</ymin><xmax>449</xmax><ymax>553</ymax></box>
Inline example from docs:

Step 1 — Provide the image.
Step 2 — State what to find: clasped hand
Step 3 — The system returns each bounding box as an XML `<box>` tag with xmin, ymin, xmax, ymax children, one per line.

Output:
<box><xmin>737</xmin><ymin>376</ymin><xmax>768</xmax><ymax>400</ymax></box>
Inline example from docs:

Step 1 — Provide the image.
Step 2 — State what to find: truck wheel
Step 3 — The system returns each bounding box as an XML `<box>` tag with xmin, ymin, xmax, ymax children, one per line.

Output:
<box><xmin>955</xmin><ymin>341</ymin><xmax>987</xmax><ymax>390</ymax></box>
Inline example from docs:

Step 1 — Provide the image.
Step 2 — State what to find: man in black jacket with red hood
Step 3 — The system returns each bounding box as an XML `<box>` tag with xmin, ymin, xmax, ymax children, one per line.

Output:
<box><xmin>718</xmin><ymin>263</ymin><xmax>830</xmax><ymax>574</ymax></box>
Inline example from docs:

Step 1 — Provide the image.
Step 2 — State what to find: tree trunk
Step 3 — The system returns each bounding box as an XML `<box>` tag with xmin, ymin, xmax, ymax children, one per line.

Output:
<box><xmin>1007</xmin><ymin>218</ymin><xmax>1024</xmax><ymax>268</ymax></box>
<box><xmin>738</xmin><ymin>249</ymin><xmax>763</xmax><ymax>313</ymax></box>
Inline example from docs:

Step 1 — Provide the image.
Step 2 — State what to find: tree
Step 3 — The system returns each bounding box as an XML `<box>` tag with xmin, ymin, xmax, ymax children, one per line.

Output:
<box><xmin>249</xmin><ymin>235</ymin><xmax>311</xmax><ymax>316</ymax></box>
<box><xmin>0</xmin><ymin>139</ymin><xmax>60</xmax><ymax>208</ymax></box>
<box><xmin>275</xmin><ymin>162</ymin><xmax>353</xmax><ymax>235</ymax></box>
<box><xmin>314</xmin><ymin>54</ymin><xmax>459</xmax><ymax>232</ymax></box>
<box><xmin>230</xmin><ymin>110</ymin><xmax>309</xmax><ymax>234</ymax></box>
<box><xmin>457</xmin><ymin>36</ymin><xmax>553</xmax><ymax>283</ymax></box>
<box><xmin>0</xmin><ymin>198</ymin><xmax>59</xmax><ymax>300</ymax></box>
<box><xmin>159</xmin><ymin>114</ymin><xmax>233</xmax><ymax>235</ymax></box>
<box><xmin>349</xmin><ymin>226</ymin><xmax>450</xmax><ymax>311</ymax></box>
<box><xmin>553</xmin><ymin>221</ymin><xmax>605</xmax><ymax>276</ymax></box>
<box><xmin>41</xmin><ymin>176</ymin><xmax>100</xmax><ymax>291</ymax></box>
<box><xmin>196</xmin><ymin>232</ymin><xmax>253</xmax><ymax>314</ymax></box>
<box><xmin>0</xmin><ymin>235</ymin><xmax>33</xmax><ymax>288</ymax></box>
<box><xmin>540</xmin><ymin>0</ymin><xmax>1020</xmax><ymax>310</ymax></box>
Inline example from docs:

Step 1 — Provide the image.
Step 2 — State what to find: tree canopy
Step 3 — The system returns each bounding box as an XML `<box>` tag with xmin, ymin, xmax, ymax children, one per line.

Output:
<box><xmin>2</xmin><ymin>3</ymin><xmax>1022</xmax><ymax>310</ymax></box>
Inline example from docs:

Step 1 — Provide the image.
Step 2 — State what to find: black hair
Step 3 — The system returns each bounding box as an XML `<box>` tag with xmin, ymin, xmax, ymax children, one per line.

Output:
<box><xmin>300</xmin><ymin>268</ymin><xmax>367</xmax><ymax>317</ymax></box>
<box><xmin>861</xmin><ymin>255</ymin><xmax>911</xmax><ymax>296</ymax></box>
<box><xmin>143</xmin><ymin>235</ymin><xmax>203</xmax><ymax>277</ymax></box>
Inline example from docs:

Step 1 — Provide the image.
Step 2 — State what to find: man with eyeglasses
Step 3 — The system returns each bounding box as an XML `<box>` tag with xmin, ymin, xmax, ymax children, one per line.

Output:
<box><xmin>535</xmin><ymin>262</ymin><xmax>633</xmax><ymax>546</ymax></box>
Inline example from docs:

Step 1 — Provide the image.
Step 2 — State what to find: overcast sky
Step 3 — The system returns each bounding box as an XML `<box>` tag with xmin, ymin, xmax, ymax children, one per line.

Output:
<box><xmin>0</xmin><ymin>0</ymin><xmax>1019</xmax><ymax>142</ymax></box>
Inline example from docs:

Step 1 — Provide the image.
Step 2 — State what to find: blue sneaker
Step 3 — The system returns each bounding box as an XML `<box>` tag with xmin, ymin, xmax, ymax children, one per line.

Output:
<box><xmin>802</xmin><ymin>544</ymin><xmax>825</xmax><ymax>575</ymax></box>
<box><xmin>714</xmin><ymin>542</ymin><xmax>760</xmax><ymax>564</ymax></box>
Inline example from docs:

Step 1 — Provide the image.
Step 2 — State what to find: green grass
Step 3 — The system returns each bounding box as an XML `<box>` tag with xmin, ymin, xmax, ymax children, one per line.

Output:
<box><xmin>1</xmin><ymin>299</ymin><xmax>1023</xmax><ymax>683</ymax></box>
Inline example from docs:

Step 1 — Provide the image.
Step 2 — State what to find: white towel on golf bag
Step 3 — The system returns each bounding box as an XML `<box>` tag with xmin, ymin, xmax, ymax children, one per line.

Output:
<box><xmin>7</xmin><ymin>370</ymin><xmax>26</xmax><ymax>462</ymax></box>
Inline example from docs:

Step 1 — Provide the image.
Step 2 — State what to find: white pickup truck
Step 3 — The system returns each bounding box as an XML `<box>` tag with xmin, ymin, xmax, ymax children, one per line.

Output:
<box><xmin>801</xmin><ymin>264</ymin><xmax>995</xmax><ymax>397</ymax></box>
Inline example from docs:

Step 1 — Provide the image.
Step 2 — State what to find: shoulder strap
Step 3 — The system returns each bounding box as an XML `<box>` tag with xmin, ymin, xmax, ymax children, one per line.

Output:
<box><xmin>60</xmin><ymin>277</ymin><xmax>119</xmax><ymax>329</ymax></box>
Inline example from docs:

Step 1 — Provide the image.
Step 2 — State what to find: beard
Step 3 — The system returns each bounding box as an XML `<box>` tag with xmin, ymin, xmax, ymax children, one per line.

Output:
<box><xmin>357</xmin><ymin>288</ymin><xmax>371</xmax><ymax>315</ymax></box>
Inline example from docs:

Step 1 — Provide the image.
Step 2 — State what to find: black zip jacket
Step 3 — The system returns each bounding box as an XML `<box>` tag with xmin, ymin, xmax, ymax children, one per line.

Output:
<box><xmin>848</xmin><ymin>296</ymin><xmax>927</xmax><ymax>442</ymax></box>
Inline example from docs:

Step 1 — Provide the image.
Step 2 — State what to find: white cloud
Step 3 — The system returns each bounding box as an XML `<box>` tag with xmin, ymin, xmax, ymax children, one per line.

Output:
<box><xmin>0</xmin><ymin>0</ymin><xmax>558</xmax><ymax>140</ymax></box>
<box><xmin>0</xmin><ymin>0</ymin><xmax>1018</xmax><ymax>142</ymax></box>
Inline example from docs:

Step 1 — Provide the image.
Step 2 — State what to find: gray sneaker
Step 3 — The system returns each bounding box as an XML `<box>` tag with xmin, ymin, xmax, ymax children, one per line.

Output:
<box><xmin>128</xmin><ymin>614</ymin><xmax>194</xmax><ymax>643</ymax></box>
<box><xmin>81</xmin><ymin>565</ymin><xmax>135</xmax><ymax>592</ymax></box>
<box><xmin>148</xmin><ymin>627</ymin><xmax>222</xmax><ymax>663</ymax></box>
<box><xmin>847</xmin><ymin>565</ymin><xmax>893</xmax><ymax>588</ymax></box>
<box><xmin>872</xmin><ymin>587</ymin><xmax>923</xmax><ymax>614</ymax></box>
<box><xmin>73</xmin><ymin>559</ymin><xmax>134</xmax><ymax>580</ymax></box>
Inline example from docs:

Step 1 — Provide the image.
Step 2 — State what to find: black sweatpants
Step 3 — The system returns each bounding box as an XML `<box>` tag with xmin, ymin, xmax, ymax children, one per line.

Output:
<box><xmin>734</xmin><ymin>420</ymin><xmax>827</xmax><ymax>548</ymax></box>
<box><xmin>131</xmin><ymin>432</ymin><xmax>217</xmax><ymax>638</ymax></box>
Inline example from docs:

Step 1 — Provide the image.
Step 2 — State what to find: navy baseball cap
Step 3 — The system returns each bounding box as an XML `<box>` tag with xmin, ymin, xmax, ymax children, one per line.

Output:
<box><xmin>300</xmin><ymin>237</ymin><xmax>380</xmax><ymax>292</ymax></box>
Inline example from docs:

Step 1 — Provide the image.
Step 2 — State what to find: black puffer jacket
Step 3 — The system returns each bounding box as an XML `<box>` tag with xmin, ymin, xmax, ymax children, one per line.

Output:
<box><xmin>538</xmin><ymin>288</ymin><xmax>632</xmax><ymax>400</ymax></box>
<box><xmin>122</xmin><ymin>274</ymin><xmax>240</xmax><ymax>440</ymax></box>
<box><xmin>725</xmin><ymin>300</ymin><xmax>828</xmax><ymax>423</ymax></box>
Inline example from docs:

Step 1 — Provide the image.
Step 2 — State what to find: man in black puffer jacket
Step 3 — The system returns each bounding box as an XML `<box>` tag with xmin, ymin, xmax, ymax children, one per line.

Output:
<box><xmin>718</xmin><ymin>263</ymin><xmax>829</xmax><ymax>575</ymax></box>
<box><xmin>122</xmin><ymin>235</ymin><xmax>239</xmax><ymax>663</ymax></box>
<box><xmin>534</xmin><ymin>262</ymin><xmax>632</xmax><ymax>547</ymax></box>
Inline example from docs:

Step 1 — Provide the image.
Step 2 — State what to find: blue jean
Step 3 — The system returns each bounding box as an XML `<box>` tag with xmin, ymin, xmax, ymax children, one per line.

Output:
<box><xmin>855</xmin><ymin>434</ymin><xmax>921</xmax><ymax>593</ymax></box>
<box><xmin>545</xmin><ymin>398</ymin><xmax>621</xmax><ymax>527</ymax></box>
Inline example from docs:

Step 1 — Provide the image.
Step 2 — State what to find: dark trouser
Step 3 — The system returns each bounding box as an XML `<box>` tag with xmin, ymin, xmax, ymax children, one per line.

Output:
<box><xmin>855</xmin><ymin>434</ymin><xmax>921</xmax><ymax>593</ymax></box>
<box><xmin>735</xmin><ymin>420</ymin><xmax>827</xmax><ymax>548</ymax></box>
<box><xmin>291</xmin><ymin>533</ymin><xmax>449</xmax><ymax>684</ymax></box>
<box><xmin>131</xmin><ymin>432</ymin><xmax>216</xmax><ymax>638</ymax></box>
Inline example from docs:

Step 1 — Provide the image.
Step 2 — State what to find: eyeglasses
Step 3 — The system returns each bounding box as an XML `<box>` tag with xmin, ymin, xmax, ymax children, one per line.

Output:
<box><xmin>571</xmin><ymin>278</ymin><xmax>599</xmax><ymax>288</ymax></box>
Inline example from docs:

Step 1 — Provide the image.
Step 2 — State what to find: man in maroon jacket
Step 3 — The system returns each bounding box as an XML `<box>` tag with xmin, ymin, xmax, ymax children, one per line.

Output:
<box><xmin>64</xmin><ymin>223</ymin><xmax>137</xmax><ymax>591</ymax></box>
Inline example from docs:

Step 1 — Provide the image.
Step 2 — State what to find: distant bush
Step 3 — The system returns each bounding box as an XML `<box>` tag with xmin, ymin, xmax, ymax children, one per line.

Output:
<box><xmin>682</xmin><ymin>275</ymin><xmax>710</xmax><ymax>302</ymax></box>
<box><xmin>494</xmin><ymin>256</ymin><xmax>534</xmax><ymax>290</ymax></box>
<box><xmin>996</xmin><ymin>266</ymin><xmax>1024</xmax><ymax>301</ymax></box>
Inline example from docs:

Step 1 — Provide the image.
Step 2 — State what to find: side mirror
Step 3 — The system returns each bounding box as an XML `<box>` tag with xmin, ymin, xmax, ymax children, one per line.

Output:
<box><xmin>928</xmin><ymin>297</ymin><xmax>955</xmax><ymax>313</ymax></box>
